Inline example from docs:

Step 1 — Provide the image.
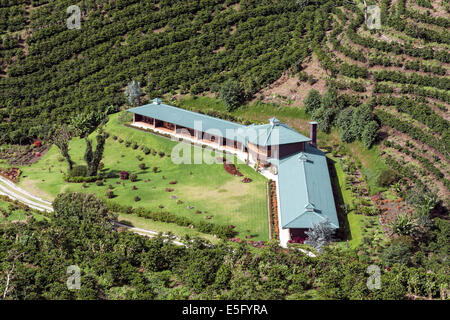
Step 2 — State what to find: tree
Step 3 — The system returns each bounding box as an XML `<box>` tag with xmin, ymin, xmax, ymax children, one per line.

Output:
<box><xmin>125</xmin><ymin>80</ymin><xmax>143</xmax><ymax>107</ymax></box>
<box><xmin>313</xmin><ymin>106</ymin><xmax>336</xmax><ymax>133</ymax></box>
<box><xmin>219</xmin><ymin>79</ymin><xmax>244</xmax><ymax>112</ymax></box>
<box><xmin>304</xmin><ymin>219</ymin><xmax>334</xmax><ymax>252</ymax></box>
<box><xmin>321</xmin><ymin>86</ymin><xmax>338</xmax><ymax>109</ymax></box>
<box><xmin>303</xmin><ymin>89</ymin><xmax>322</xmax><ymax>114</ymax></box>
<box><xmin>377</xmin><ymin>169</ymin><xmax>399</xmax><ymax>187</ymax></box>
<box><xmin>84</xmin><ymin>138</ymin><xmax>93</xmax><ymax>171</ymax></box>
<box><xmin>71</xmin><ymin>111</ymin><xmax>110</xmax><ymax>138</ymax></box>
<box><xmin>82</xmin><ymin>133</ymin><xmax>106</xmax><ymax>177</ymax></box>
<box><xmin>380</xmin><ymin>242</ymin><xmax>412</xmax><ymax>266</ymax></box>
<box><xmin>336</xmin><ymin>107</ymin><xmax>356</xmax><ymax>142</ymax></box>
<box><xmin>52</xmin><ymin>126</ymin><xmax>74</xmax><ymax>171</ymax></box>
<box><xmin>52</xmin><ymin>192</ymin><xmax>116</xmax><ymax>232</ymax></box>
<box><xmin>361</xmin><ymin>120</ymin><xmax>379</xmax><ymax>148</ymax></box>
<box><xmin>91</xmin><ymin>134</ymin><xmax>106</xmax><ymax>177</ymax></box>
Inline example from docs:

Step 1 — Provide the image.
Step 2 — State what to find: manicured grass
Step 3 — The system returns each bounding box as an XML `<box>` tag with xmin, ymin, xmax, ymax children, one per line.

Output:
<box><xmin>18</xmin><ymin>113</ymin><xmax>269</xmax><ymax>241</ymax></box>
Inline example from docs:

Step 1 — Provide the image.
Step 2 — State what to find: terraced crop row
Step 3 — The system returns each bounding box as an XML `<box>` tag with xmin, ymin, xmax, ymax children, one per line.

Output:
<box><xmin>321</xmin><ymin>1</ymin><xmax>449</xmax><ymax>197</ymax></box>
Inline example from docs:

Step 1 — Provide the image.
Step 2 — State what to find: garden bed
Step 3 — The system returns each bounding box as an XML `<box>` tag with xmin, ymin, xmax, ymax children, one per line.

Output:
<box><xmin>268</xmin><ymin>180</ymin><xmax>279</xmax><ymax>240</ymax></box>
<box><xmin>0</xmin><ymin>144</ymin><xmax>48</xmax><ymax>165</ymax></box>
<box><xmin>222</xmin><ymin>159</ymin><xmax>243</xmax><ymax>177</ymax></box>
<box><xmin>0</xmin><ymin>167</ymin><xmax>21</xmax><ymax>182</ymax></box>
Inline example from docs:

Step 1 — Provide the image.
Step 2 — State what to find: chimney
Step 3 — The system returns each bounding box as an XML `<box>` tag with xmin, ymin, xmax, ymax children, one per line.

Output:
<box><xmin>309</xmin><ymin>121</ymin><xmax>317</xmax><ymax>147</ymax></box>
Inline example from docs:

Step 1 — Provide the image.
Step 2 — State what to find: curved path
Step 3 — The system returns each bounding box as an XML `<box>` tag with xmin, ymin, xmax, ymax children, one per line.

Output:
<box><xmin>0</xmin><ymin>176</ymin><xmax>185</xmax><ymax>245</ymax></box>
<box><xmin>0</xmin><ymin>176</ymin><xmax>52</xmax><ymax>212</ymax></box>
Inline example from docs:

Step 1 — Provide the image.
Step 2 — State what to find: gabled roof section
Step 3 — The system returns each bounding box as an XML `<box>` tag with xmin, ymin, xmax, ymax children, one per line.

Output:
<box><xmin>277</xmin><ymin>144</ymin><xmax>339</xmax><ymax>229</ymax></box>
<box><xmin>243</xmin><ymin>118</ymin><xmax>311</xmax><ymax>147</ymax></box>
<box><xmin>128</xmin><ymin>99</ymin><xmax>246</xmax><ymax>143</ymax></box>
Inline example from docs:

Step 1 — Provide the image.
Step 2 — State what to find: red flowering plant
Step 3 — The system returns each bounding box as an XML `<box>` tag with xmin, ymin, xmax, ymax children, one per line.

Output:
<box><xmin>119</xmin><ymin>171</ymin><xmax>129</xmax><ymax>180</ymax></box>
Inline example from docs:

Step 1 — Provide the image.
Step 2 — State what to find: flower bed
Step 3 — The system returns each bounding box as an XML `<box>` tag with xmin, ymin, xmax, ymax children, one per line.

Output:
<box><xmin>220</xmin><ymin>157</ymin><xmax>243</xmax><ymax>177</ymax></box>
<box><xmin>268</xmin><ymin>180</ymin><xmax>279</xmax><ymax>240</ymax></box>
<box><xmin>288</xmin><ymin>236</ymin><xmax>306</xmax><ymax>244</ymax></box>
<box><xmin>0</xmin><ymin>167</ymin><xmax>21</xmax><ymax>182</ymax></box>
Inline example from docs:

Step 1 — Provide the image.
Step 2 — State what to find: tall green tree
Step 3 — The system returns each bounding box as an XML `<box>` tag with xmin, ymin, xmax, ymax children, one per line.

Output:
<box><xmin>52</xmin><ymin>126</ymin><xmax>74</xmax><ymax>171</ymax></box>
<box><xmin>303</xmin><ymin>89</ymin><xmax>322</xmax><ymax>114</ymax></box>
<box><xmin>219</xmin><ymin>79</ymin><xmax>244</xmax><ymax>112</ymax></box>
<box><xmin>336</xmin><ymin>107</ymin><xmax>357</xmax><ymax>142</ymax></box>
<box><xmin>361</xmin><ymin>120</ymin><xmax>379</xmax><ymax>148</ymax></box>
<box><xmin>84</xmin><ymin>133</ymin><xmax>106</xmax><ymax>177</ymax></box>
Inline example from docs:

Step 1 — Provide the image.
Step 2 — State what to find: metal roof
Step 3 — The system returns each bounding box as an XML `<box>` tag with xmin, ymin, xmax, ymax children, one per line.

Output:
<box><xmin>128</xmin><ymin>101</ymin><xmax>310</xmax><ymax>147</ymax></box>
<box><xmin>241</xmin><ymin>117</ymin><xmax>311</xmax><ymax>147</ymax></box>
<box><xmin>276</xmin><ymin>144</ymin><xmax>339</xmax><ymax>229</ymax></box>
<box><xmin>128</xmin><ymin>99</ymin><xmax>247</xmax><ymax>143</ymax></box>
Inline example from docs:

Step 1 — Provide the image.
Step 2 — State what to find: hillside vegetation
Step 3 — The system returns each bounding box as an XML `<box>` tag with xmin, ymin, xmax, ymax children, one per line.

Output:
<box><xmin>0</xmin><ymin>0</ymin><xmax>449</xmax><ymax>301</ymax></box>
<box><xmin>1</xmin><ymin>0</ymin><xmax>448</xmax><ymax>205</ymax></box>
<box><xmin>0</xmin><ymin>0</ymin><xmax>329</xmax><ymax>143</ymax></box>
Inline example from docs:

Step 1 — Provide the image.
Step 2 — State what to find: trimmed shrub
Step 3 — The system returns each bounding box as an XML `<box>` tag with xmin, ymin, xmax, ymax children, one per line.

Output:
<box><xmin>377</xmin><ymin>169</ymin><xmax>399</xmax><ymax>187</ymax></box>
<box><xmin>119</xmin><ymin>171</ymin><xmax>129</xmax><ymax>180</ymax></box>
<box><xmin>130</xmin><ymin>173</ymin><xmax>138</xmax><ymax>182</ymax></box>
<box><xmin>69</xmin><ymin>165</ymin><xmax>88</xmax><ymax>177</ymax></box>
<box><xmin>64</xmin><ymin>175</ymin><xmax>102</xmax><ymax>183</ymax></box>
<box><xmin>106</xmin><ymin>189</ymin><xmax>114</xmax><ymax>199</ymax></box>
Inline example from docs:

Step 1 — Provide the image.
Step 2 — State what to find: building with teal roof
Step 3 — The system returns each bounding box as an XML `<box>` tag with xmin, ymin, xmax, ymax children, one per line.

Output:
<box><xmin>128</xmin><ymin>98</ymin><xmax>339</xmax><ymax>244</ymax></box>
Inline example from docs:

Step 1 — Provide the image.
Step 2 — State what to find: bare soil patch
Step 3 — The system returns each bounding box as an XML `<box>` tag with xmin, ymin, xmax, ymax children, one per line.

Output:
<box><xmin>253</xmin><ymin>55</ymin><xmax>328</xmax><ymax>108</ymax></box>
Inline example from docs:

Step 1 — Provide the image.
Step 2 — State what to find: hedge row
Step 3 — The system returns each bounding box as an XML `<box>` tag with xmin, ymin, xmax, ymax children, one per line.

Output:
<box><xmin>106</xmin><ymin>201</ymin><xmax>236</xmax><ymax>239</ymax></box>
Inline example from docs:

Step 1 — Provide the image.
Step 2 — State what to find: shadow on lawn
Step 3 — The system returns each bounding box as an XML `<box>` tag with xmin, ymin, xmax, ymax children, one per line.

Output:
<box><xmin>327</xmin><ymin>156</ymin><xmax>352</xmax><ymax>242</ymax></box>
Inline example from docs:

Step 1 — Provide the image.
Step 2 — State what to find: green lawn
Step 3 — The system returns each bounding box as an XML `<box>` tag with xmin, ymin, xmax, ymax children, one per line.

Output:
<box><xmin>18</xmin><ymin>113</ymin><xmax>269</xmax><ymax>241</ymax></box>
<box><xmin>0</xmin><ymin>198</ymin><xmax>46</xmax><ymax>223</ymax></box>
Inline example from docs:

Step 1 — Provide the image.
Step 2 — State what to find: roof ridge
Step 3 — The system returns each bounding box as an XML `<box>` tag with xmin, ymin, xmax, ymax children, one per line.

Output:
<box><xmin>284</xmin><ymin>210</ymin><xmax>326</xmax><ymax>228</ymax></box>
<box><xmin>265</xmin><ymin>123</ymin><xmax>275</xmax><ymax>145</ymax></box>
<box><xmin>138</xmin><ymin>100</ymin><xmax>247</xmax><ymax>128</ymax></box>
<box><xmin>299</xmin><ymin>155</ymin><xmax>312</xmax><ymax>208</ymax></box>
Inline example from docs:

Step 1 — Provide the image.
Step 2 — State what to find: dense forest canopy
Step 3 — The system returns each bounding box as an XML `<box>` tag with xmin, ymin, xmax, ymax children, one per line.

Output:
<box><xmin>0</xmin><ymin>192</ymin><xmax>448</xmax><ymax>299</ymax></box>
